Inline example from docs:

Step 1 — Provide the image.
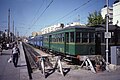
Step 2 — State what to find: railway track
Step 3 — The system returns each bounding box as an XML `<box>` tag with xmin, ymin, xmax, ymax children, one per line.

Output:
<box><xmin>22</xmin><ymin>42</ymin><xmax>39</xmax><ymax>70</ymax></box>
<box><xmin>23</xmin><ymin>42</ymin><xmax>106</xmax><ymax>76</ymax></box>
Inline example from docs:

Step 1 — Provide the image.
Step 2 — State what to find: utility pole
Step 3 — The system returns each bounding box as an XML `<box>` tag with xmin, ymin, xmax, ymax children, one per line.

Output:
<box><xmin>15</xmin><ymin>27</ymin><xmax>17</xmax><ymax>38</ymax></box>
<box><xmin>17</xmin><ymin>31</ymin><xmax>19</xmax><ymax>37</ymax></box>
<box><xmin>8</xmin><ymin>9</ymin><xmax>10</xmax><ymax>42</ymax></box>
<box><xmin>78</xmin><ymin>15</ymin><xmax>80</xmax><ymax>23</ymax></box>
<box><xmin>12</xmin><ymin>20</ymin><xmax>14</xmax><ymax>42</ymax></box>
<box><xmin>105</xmin><ymin>0</ymin><xmax>109</xmax><ymax>64</ymax></box>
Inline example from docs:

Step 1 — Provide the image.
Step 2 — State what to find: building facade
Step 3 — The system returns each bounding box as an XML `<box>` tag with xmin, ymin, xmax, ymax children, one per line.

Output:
<box><xmin>113</xmin><ymin>1</ymin><xmax>120</xmax><ymax>26</ymax></box>
<box><xmin>41</xmin><ymin>23</ymin><xmax>64</xmax><ymax>34</ymax></box>
<box><xmin>65</xmin><ymin>22</ymin><xmax>80</xmax><ymax>27</ymax></box>
<box><xmin>101</xmin><ymin>6</ymin><xmax>113</xmax><ymax>24</ymax></box>
<box><xmin>101</xmin><ymin>1</ymin><xmax>120</xmax><ymax>26</ymax></box>
<box><xmin>32</xmin><ymin>31</ymin><xmax>38</xmax><ymax>37</ymax></box>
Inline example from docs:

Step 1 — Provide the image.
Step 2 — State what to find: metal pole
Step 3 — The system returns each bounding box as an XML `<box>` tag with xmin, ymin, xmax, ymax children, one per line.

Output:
<box><xmin>8</xmin><ymin>9</ymin><xmax>10</xmax><ymax>42</ymax></box>
<box><xmin>15</xmin><ymin>27</ymin><xmax>17</xmax><ymax>37</ymax></box>
<box><xmin>12</xmin><ymin>21</ymin><xmax>14</xmax><ymax>42</ymax></box>
<box><xmin>17</xmin><ymin>31</ymin><xmax>19</xmax><ymax>37</ymax></box>
<box><xmin>106</xmin><ymin>0</ymin><xmax>109</xmax><ymax>64</ymax></box>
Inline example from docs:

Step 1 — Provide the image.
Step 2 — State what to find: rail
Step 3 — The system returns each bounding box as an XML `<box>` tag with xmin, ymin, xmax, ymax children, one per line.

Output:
<box><xmin>22</xmin><ymin>42</ymin><xmax>41</xmax><ymax>79</ymax></box>
<box><xmin>22</xmin><ymin>42</ymin><xmax>39</xmax><ymax>69</ymax></box>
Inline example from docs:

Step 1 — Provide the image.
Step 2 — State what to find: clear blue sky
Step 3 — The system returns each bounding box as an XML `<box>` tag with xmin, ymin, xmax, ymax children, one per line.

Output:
<box><xmin>0</xmin><ymin>0</ymin><xmax>115</xmax><ymax>37</ymax></box>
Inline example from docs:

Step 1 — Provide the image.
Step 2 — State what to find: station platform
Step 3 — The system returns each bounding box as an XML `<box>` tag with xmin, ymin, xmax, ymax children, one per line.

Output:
<box><xmin>0</xmin><ymin>42</ymin><xmax>120</xmax><ymax>80</ymax></box>
<box><xmin>0</xmin><ymin>42</ymin><xmax>29</xmax><ymax>80</ymax></box>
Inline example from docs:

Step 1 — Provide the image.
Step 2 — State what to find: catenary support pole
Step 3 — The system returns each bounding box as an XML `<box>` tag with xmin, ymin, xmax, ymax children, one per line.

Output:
<box><xmin>106</xmin><ymin>0</ymin><xmax>109</xmax><ymax>64</ymax></box>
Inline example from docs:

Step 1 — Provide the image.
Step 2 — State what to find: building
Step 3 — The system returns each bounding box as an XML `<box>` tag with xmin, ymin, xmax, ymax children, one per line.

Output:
<box><xmin>113</xmin><ymin>1</ymin><xmax>120</xmax><ymax>26</ymax></box>
<box><xmin>37</xmin><ymin>31</ymin><xmax>42</xmax><ymax>35</ymax></box>
<box><xmin>101</xmin><ymin>0</ymin><xmax>120</xmax><ymax>26</ymax></box>
<box><xmin>32</xmin><ymin>31</ymin><xmax>38</xmax><ymax>37</ymax></box>
<box><xmin>65</xmin><ymin>22</ymin><xmax>80</xmax><ymax>27</ymax></box>
<box><xmin>41</xmin><ymin>23</ymin><xmax>64</xmax><ymax>34</ymax></box>
<box><xmin>101</xmin><ymin>6</ymin><xmax>113</xmax><ymax>24</ymax></box>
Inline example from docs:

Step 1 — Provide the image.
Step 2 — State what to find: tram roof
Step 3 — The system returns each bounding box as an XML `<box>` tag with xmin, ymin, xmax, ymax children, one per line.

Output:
<box><xmin>95</xmin><ymin>25</ymin><xmax>120</xmax><ymax>31</ymax></box>
<box><xmin>64</xmin><ymin>25</ymin><xmax>95</xmax><ymax>29</ymax></box>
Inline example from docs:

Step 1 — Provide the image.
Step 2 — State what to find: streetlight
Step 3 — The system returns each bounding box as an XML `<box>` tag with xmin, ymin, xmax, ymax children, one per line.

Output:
<box><xmin>106</xmin><ymin>0</ymin><xmax>109</xmax><ymax>64</ymax></box>
<box><xmin>105</xmin><ymin>0</ymin><xmax>111</xmax><ymax>67</ymax></box>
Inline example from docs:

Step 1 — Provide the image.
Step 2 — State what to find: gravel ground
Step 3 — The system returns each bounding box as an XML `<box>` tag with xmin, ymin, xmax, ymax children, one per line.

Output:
<box><xmin>32</xmin><ymin>65</ymin><xmax>120</xmax><ymax>80</ymax></box>
<box><xmin>29</xmin><ymin>45</ymin><xmax>120</xmax><ymax>80</ymax></box>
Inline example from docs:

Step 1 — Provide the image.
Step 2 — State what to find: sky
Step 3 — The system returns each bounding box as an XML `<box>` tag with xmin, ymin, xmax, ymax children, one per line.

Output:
<box><xmin>0</xmin><ymin>0</ymin><xmax>115</xmax><ymax>37</ymax></box>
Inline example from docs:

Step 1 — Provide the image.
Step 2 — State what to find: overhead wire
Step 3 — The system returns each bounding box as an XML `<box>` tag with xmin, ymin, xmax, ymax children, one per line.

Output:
<box><xmin>25</xmin><ymin>0</ymin><xmax>92</xmax><ymax>36</ymax></box>
<box><xmin>24</xmin><ymin>0</ymin><xmax>54</xmax><ymax>36</ymax></box>
<box><xmin>30</xmin><ymin>0</ymin><xmax>45</xmax><ymax>25</ymax></box>
<box><xmin>50</xmin><ymin>0</ymin><xmax>92</xmax><ymax>25</ymax></box>
<box><xmin>60</xmin><ymin>0</ymin><xmax>97</xmax><ymax>25</ymax></box>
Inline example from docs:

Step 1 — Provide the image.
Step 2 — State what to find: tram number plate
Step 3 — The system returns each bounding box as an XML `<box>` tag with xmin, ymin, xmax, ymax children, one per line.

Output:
<box><xmin>105</xmin><ymin>32</ymin><xmax>111</xmax><ymax>38</ymax></box>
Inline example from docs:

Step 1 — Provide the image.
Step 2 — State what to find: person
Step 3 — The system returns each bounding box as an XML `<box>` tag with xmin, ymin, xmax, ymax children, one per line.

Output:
<box><xmin>2</xmin><ymin>42</ymin><xmax>6</xmax><ymax>50</ymax></box>
<box><xmin>0</xmin><ymin>43</ymin><xmax>2</xmax><ymax>55</ymax></box>
<box><xmin>6</xmin><ymin>43</ymin><xmax>9</xmax><ymax>50</ymax></box>
<box><xmin>12</xmin><ymin>44</ymin><xmax>20</xmax><ymax>67</ymax></box>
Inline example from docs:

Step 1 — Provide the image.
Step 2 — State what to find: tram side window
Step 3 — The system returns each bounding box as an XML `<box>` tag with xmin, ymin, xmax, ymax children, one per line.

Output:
<box><xmin>54</xmin><ymin>35</ymin><xmax>55</xmax><ymax>42</ymax></box>
<box><xmin>52</xmin><ymin>35</ymin><xmax>54</xmax><ymax>42</ymax></box>
<box><xmin>57</xmin><ymin>34</ymin><xmax>59</xmax><ymax>42</ymax></box>
<box><xmin>55</xmin><ymin>34</ymin><xmax>57</xmax><ymax>42</ymax></box>
<box><xmin>43</xmin><ymin>37</ymin><xmax>45</xmax><ymax>42</ymax></box>
<box><xmin>44</xmin><ymin>36</ymin><xmax>48</xmax><ymax>42</ymax></box>
<box><xmin>70</xmin><ymin>32</ymin><xmax>74</xmax><ymax>42</ymax></box>
<box><xmin>60</xmin><ymin>34</ymin><xmax>62</xmax><ymax>42</ymax></box>
<box><xmin>82</xmin><ymin>33</ymin><xmax>88</xmax><ymax>43</ymax></box>
<box><xmin>66</xmin><ymin>33</ymin><xmax>69</xmax><ymax>43</ymax></box>
<box><xmin>46</xmin><ymin>36</ymin><xmax>48</xmax><ymax>42</ymax></box>
<box><xmin>62</xmin><ymin>33</ymin><xmax>64</xmax><ymax>42</ymax></box>
<box><xmin>76</xmin><ymin>32</ymin><xmax>80</xmax><ymax>43</ymax></box>
<box><xmin>89</xmin><ymin>33</ymin><xmax>95</xmax><ymax>43</ymax></box>
<box><xmin>58</xmin><ymin>34</ymin><xmax>62</xmax><ymax>42</ymax></box>
<box><xmin>56</xmin><ymin>34</ymin><xmax>58</xmax><ymax>42</ymax></box>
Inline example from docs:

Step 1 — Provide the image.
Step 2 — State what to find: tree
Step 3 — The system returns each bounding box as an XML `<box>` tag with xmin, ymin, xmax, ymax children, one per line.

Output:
<box><xmin>114</xmin><ymin>0</ymin><xmax>119</xmax><ymax>4</ymax></box>
<box><xmin>87</xmin><ymin>11</ymin><xmax>105</xmax><ymax>26</ymax></box>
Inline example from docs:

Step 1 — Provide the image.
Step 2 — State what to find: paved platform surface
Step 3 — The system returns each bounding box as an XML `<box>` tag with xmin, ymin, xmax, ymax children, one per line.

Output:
<box><xmin>0</xmin><ymin>42</ymin><xmax>29</xmax><ymax>80</ymax></box>
<box><xmin>0</xmin><ymin>42</ymin><xmax>120</xmax><ymax>80</ymax></box>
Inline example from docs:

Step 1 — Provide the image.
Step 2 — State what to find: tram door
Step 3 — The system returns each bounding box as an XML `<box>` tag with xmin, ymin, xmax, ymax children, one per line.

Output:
<box><xmin>65</xmin><ymin>32</ymin><xmax>69</xmax><ymax>54</ymax></box>
<box><xmin>95</xmin><ymin>33</ymin><xmax>101</xmax><ymax>55</ymax></box>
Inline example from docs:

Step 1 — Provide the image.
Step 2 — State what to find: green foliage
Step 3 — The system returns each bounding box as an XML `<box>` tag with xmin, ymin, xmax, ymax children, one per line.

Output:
<box><xmin>87</xmin><ymin>11</ymin><xmax>105</xmax><ymax>26</ymax></box>
<box><xmin>114</xmin><ymin>0</ymin><xmax>119</xmax><ymax>4</ymax></box>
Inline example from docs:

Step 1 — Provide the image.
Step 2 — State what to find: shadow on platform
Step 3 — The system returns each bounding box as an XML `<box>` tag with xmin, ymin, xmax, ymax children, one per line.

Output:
<box><xmin>45</xmin><ymin>68</ymin><xmax>70</xmax><ymax>78</ymax></box>
<box><xmin>1</xmin><ymin>53</ymin><xmax>12</xmax><ymax>55</ymax></box>
<box><xmin>17</xmin><ymin>64</ymin><xmax>27</xmax><ymax>67</ymax></box>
